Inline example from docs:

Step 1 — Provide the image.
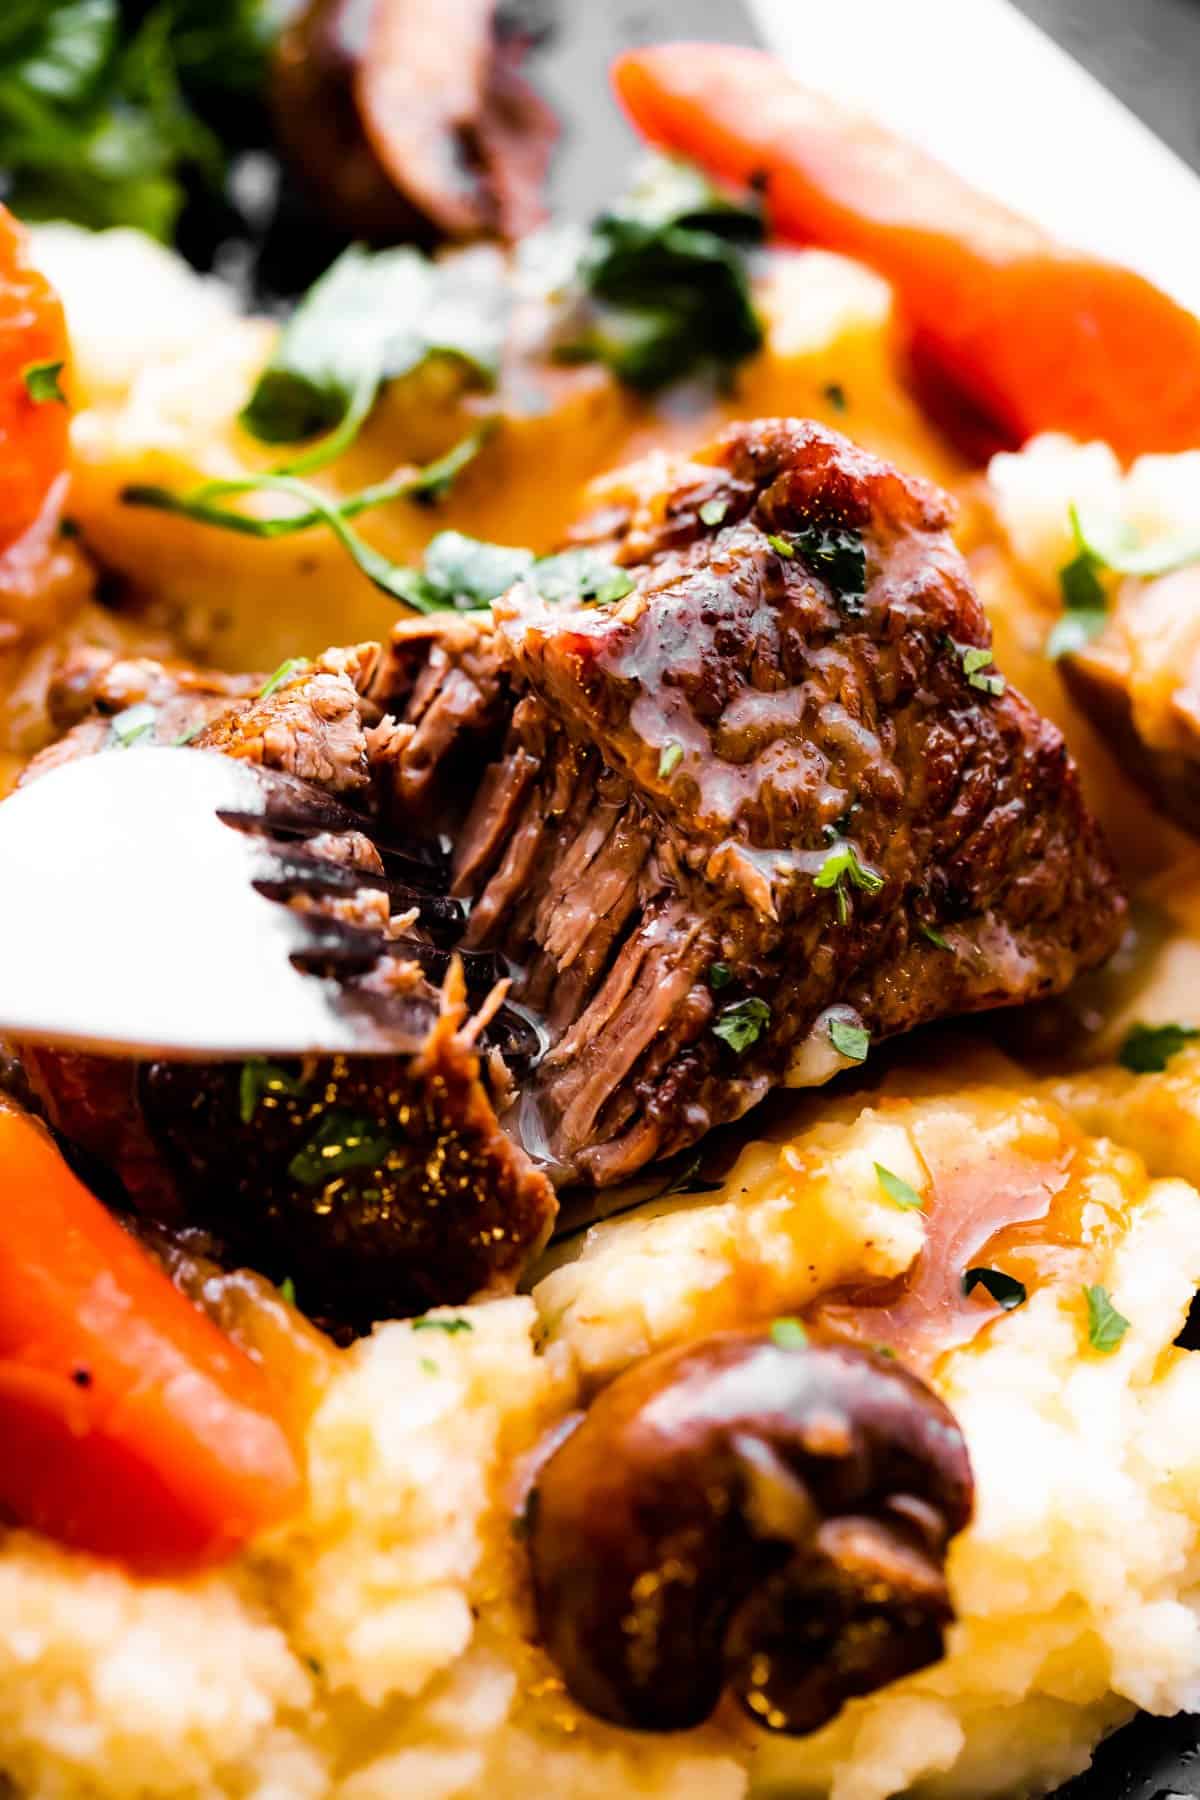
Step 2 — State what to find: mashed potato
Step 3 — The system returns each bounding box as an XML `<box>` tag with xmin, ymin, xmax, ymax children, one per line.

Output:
<box><xmin>6</xmin><ymin>1085</ymin><xmax>1200</xmax><ymax>1800</ymax></box>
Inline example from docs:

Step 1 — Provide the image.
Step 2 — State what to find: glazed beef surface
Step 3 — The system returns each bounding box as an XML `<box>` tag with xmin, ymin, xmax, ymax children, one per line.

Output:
<box><xmin>17</xmin><ymin>418</ymin><xmax>1126</xmax><ymax>1321</ymax></box>
<box><xmin>377</xmin><ymin>419</ymin><xmax>1126</xmax><ymax>1181</ymax></box>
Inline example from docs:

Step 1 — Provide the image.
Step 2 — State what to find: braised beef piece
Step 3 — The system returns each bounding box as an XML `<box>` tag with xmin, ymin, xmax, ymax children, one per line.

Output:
<box><xmin>370</xmin><ymin>420</ymin><xmax>1126</xmax><ymax>1181</ymax></box>
<box><xmin>18</xmin><ymin>419</ymin><xmax>1125</xmax><ymax>1322</ymax></box>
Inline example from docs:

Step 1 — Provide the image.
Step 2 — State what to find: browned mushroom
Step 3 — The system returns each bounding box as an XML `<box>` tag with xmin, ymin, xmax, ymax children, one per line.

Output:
<box><xmin>527</xmin><ymin>1330</ymin><xmax>974</xmax><ymax>1735</ymax></box>
<box><xmin>270</xmin><ymin>0</ymin><xmax>557</xmax><ymax>245</ymax></box>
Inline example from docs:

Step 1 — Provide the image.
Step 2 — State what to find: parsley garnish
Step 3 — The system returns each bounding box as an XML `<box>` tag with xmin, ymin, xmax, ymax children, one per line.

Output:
<box><xmin>420</xmin><ymin>1357</ymin><xmax>438</xmax><ymax>1376</ymax></box>
<box><xmin>240</xmin><ymin>243</ymin><xmax>504</xmax><ymax>470</ymax></box>
<box><xmin>1084</xmin><ymin>1284</ymin><xmax>1130</xmax><ymax>1353</ymax></box>
<box><xmin>828</xmin><ymin>1016</ymin><xmax>870</xmax><ymax>1062</ymax></box>
<box><xmin>108</xmin><ymin>702</ymin><xmax>156</xmax><ymax>748</ymax></box>
<box><xmin>770</xmin><ymin>1317</ymin><xmax>808</xmax><ymax>1350</ymax></box>
<box><xmin>920</xmin><ymin>922</ymin><xmax>951</xmax><ymax>950</ymax></box>
<box><xmin>530</xmin><ymin>549</ymin><xmax>634</xmax><ymax>607</ymax></box>
<box><xmin>712</xmin><ymin>995</ymin><xmax>771</xmax><ymax>1055</ymax></box>
<box><xmin>708</xmin><ymin>961</ymin><xmax>733</xmax><ymax>989</ymax></box>
<box><xmin>658</xmin><ymin>741</ymin><xmax>683</xmax><ymax>779</ymax></box>
<box><xmin>959</xmin><ymin>644</ymin><xmax>1006</xmax><ymax>696</ymax></box>
<box><xmin>122</xmin><ymin>427</ymin><xmax>491</xmax><ymax>607</ymax></box>
<box><xmin>792</xmin><ymin>523</ymin><xmax>866</xmax><ymax>606</ymax></box>
<box><xmin>287</xmin><ymin>1113</ymin><xmax>392</xmax><ymax>1186</ymax></box>
<box><xmin>278</xmin><ymin>1276</ymin><xmax>296</xmax><ymax>1307</ymax></box>
<box><xmin>23</xmin><ymin>359</ymin><xmax>66</xmax><ymax>404</ymax></box>
<box><xmin>257</xmin><ymin>657</ymin><xmax>304</xmax><ymax>703</ymax></box>
<box><xmin>1117</xmin><ymin>1022</ymin><xmax>1200</xmax><ymax>1073</ymax></box>
<box><xmin>813</xmin><ymin>841</ymin><xmax>884</xmax><ymax>924</ymax></box>
<box><xmin>239</xmin><ymin>1059</ymin><xmax>307</xmax><ymax>1124</ymax></box>
<box><xmin>767</xmin><ymin>532</ymin><xmax>795</xmax><ymax>559</ymax></box>
<box><xmin>963</xmin><ymin>1267</ymin><xmax>1026</xmax><ymax>1310</ymax></box>
<box><xmin>413</xmin><ymin>1316</ymin><xmax>474</xmax><ymax>1335</ymax></box>
<box><xmin>874</xmin><ymin>1163</ymin><xmax>924</xmax><ymax>1210</ymax></box>
<box><xmin>822</xmin><ymin>382</ymin><xmax>848</xmax><ymax>412</ymax></box>
<box><xmin>555</xmin><ymin>153</ymin><xmax>765</xmax><ymax>392</ymax></box>
<box><xmin>699</xmin><ymin>497</ymin><xmax>728</xmax><ymax>527</ymax></box>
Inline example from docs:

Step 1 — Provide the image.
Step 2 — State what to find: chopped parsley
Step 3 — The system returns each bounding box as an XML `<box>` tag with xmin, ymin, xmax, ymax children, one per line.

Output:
<box><xmin>813</xmin><ymin>841</ymin><xmax>884</xmax><ymax>924</ymax></box>
<box><xmin>257</xmin><ymin>657</ymin><xmax>304</xmax><ymax>703</ymax></box>
<box><xmin>770</xmin><ymin>1317</ymin><xmax>808</xmax><ymax>1350</ymax></box>
<box><xmin>920</xmin><ymin>922</ymin><xmax>952</xmax><ymax>950</ymax></box>
<box><xmin>1117</xmin><ymin>1022</ymin><xmax>1200</xmax><ymax>1074</ymax></box>
<box><xmin>1049</xmin><ymin>503</ymin><xmax>1116</xmax><ymax>660</ymax></box>
<box><xmin>22</xmin><ymin>359</ymin><xmax>66</xmax><ymax>404</ymax></box>
<box><xmin>828</xmin><ymin>1016</ymin><xmax>870</xmax><ymax>1063</ymax></box>
<box><xmin>108</xmin><ymin>701</ymin><xmax>156</xmax><ymax>748</ymax></box>
<box><xmin>413</xmin><ymin>1315</ymin><xmax>474</xmax><ymax>1335</ymax></box>
<box><xmin>962</xmin><ymin>1267</ymin><xmax>1027</xmax><ymax>1311</ymax></box>
<box><xmin>698</xmin><ymin>496</ymin><xmax>728</xmax><ymax>527</ymax></box>
<box><xmin>708</xmin><ymin>961</ymin><xmax>733</xmax><ymax>989</ymax></box>
<box><xmin>287</xmin><ymin>1113</ymin><xmax>392</xmax><ymax>1186</ymax></box>
<box><xmin>1084</xmin><ymin>1284</ymin><xmax>1130</xmax><ymax>1353</ymax></box>
<box><xmin>555</xmin><ymin>152</ymin><xmax>765</xmax><ymax>392</ymax></box>
<box><xmin>420</xmin><ymin>1357</ymin><xmax>438</xmax><ymax>1376</ymax></box>
<box><xmin>960</xmin><ymin>644</ymin><xmax>1006</xmax><ymax>696</ymax></box>
<box><xmin>278</xmin><ymin>1276</ymin><xmax>296</xmax><ymax>1307</ymax></box>
<box><xmin>874</xmin><ymin>1163</ymin><xmax>924</xmax><ymax>1210</ymax></box>
<box><xmin>822</xmin><ymin>382</ymin><xmax>848</xmax><ymax>412</ymax></box>
<box><xmin>239</xmin><ymin>1059</ymin><xmax>307</xmax><ymax>1125</ymax></box>
<box><xmin>766</xmin><ymin>532</ymin><xmax>795</xmax><ymax>559</ymax></box>
<box><xmin>712</xmin><ymin>995</ymin><xmax>771</xmax><ymax>1055</ymax></box>
<box><xmin>658</xmin><ymin>740</ymin><xmax>683</xmax><ymax>779</ymax></box>
<box><xmin>792</xmin><ymin>523</ymin><xmax>867</xmax><ymax>608</ymax></box>
<box><xmin>171</xmin><ymin>722</ymin><xmax>205</xmax><ymax>747</ymax></box>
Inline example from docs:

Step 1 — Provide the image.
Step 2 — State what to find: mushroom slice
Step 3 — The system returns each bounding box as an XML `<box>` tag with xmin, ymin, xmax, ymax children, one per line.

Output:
<box><xmin>271</xmin><ymin>0</ymin><xmax>557</xmax><ymax>243</ymax></box>
<box><xmin>527</xmin><ymin>1330</ymin><xmax>973</xmax><ymax>1735</ymax></box>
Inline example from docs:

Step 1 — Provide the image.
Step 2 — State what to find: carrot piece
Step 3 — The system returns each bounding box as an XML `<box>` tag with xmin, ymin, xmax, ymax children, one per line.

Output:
<box><xmin>612</xmin><ymin>44</ymin><xmax>1200</xmax><ymax>462</ymax></box>
<box><xmin>0</xmin><ymin>1100</ymin><xmax>303</xmax><ymax>1573</ymax></box>
<box><xmin>0</xmin><ymin>203</ymin><xmax>70</xmax><ymax>549</ymax></box>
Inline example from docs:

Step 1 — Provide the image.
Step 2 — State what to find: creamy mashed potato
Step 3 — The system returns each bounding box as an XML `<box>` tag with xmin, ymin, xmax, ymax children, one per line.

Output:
<box><xmin>8</xmin><ymin>224</ymin><xmax>1200</xmax><ymax>1800</ymax></box>
<box><xmin>5</xmin><ymin>1089</ymin><xmax>1200</xmax><ymax>1799</ymax></box>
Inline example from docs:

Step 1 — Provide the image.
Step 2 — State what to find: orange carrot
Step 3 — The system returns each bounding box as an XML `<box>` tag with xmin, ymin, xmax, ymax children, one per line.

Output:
<box><xmin>613</xmin><ymin>44</ymin><xmax>1200</xmax><ymax>462</ymax></box>
<box><xmin>0</xmin><ymin>1100</ymin><xmax>303</xmax><ymax>1573</ymax></box>
<box><xmin>0</xmin><ymin>204</ymin><xmax>70</xmax><ymax>548</ymax></box>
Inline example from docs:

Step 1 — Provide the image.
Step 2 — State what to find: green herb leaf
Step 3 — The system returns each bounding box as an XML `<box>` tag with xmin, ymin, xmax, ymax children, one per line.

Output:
<box><xmin>412</xmin><ymin>1315</ymin><xmax>474</xmax><ymax>1335</ymax></box>
<box><xmin>420</xmin><ymin>1357</ymin><xmax>438</xmax><ymax>1376</ymax></box>
<box><xmin>1070</xmin><ymin>500</ymin><xmax>1200</xmax><ymax>582</ymax></box>
<box><xmin>172</xmin><ymin>722</ymin><xmax>205</xmax><ymax>747</ymax></box>
<box><xmin>828</xmin><ymin>1016</ymin><xmax>870</xmax><ymax>1062</ymax></box>
<box><xmin>712</xmin><ymin>995</ymin><xmax>771</xmax><ymax>1055</ymax></box>
<box><xmin>959</xmin><ymin>644</ymin><xmax>1006</xmax><ymax>696</ymax></box>
<box><xmin>792</xmin><ymin>523</ymin><xmax>867</xmax><ymax>606</ymax></box>
<box><xmin>239</xmin><ymin>1058</ymin><xmax>306</xmax><ymax>1125</ymax></box>
<box><xmin>257</xmin><ymin>657</ymin><xmax>304</xmax><ymax>702</ymax></box>
<box><xmin>920</xmin><ymin>922</ymin><xmax>951</xmax><ymax>950</ymax></box>
<box><xmin>1046</xmin><ymin>609</ymin><xmax>1108</xmax><ymax>661</ymax></box>
<box><xmin>822</xmin><ymin>381</ymin><xmax>847</xmax><ymax>412</ymax></box>
<box><xmin>529</xmin><ymin>548</ymin><xmax>634</xmax><ymax>607</ymax></box>
<box><xmin>22</xmin><ymin>359</ymin><xmax>66</xmax><ymax>404</ymax></box>
<box><xmin>813</xmin><ymin>843</ymin><xmax>884</xmax><ymax>896</ymax></box>
<box><xmin>658</xmin><ymin>740</ymin><xmax>683</xmax><ymax>779</ymax></box>
<box><xmin>288</xmin><ymin>1112</ymin><xmax>392</xmax><ymax>1187</ymax></box>
<box><xmin>766</xmin><ymin>532</ymin><xmax>795</xmax><ymax>558</ymax></box>
<box><xmin>278</xmin><ymin>1276</ymin><xmax>296</xmax><ymax>1307</ymax></box>
<box><xmin>108</xmin><ymin>701</ymin><xmax>156</xmax><ymax>747</ymax></box>
<box><xmin>1084</xmin><ymin>1283</ymin><xmax>1130</xmax><ymax>1353</ymax></box>
<box><xmin>770</xmin><ymin>1317</ymin><xmax>808</xmax><ymax>1350</ymax></box>
<box><xmin>962</xmin><ymin>1267</ymin><xmax>1027</xmax><ymax>1310</ymax></box>
<box><xmin>1117</xmin><ymin>1021</ymin><xmax>1200</xmax><ymax>1074</ymax></box>
<box><xmin>420</xmin><ymin>531</ymin><xmax>534</xmax><ymax>608</ymax></box>
<box><xmin>874</xmin><ymin>1163</ymin><xmax>924</xmax><ymax>1210</ymax></box>
<box><xmin>121</xmin><ymin>428</ymin><xmax>490</xmax><ymax>607</ymax></box>
<box><xmin>698</xmin><ymin>497</ymin><xmax>728</xmax><ymax>526</ymax></box>
<box><xmin>708</xmin><ymin>961</ymin><xmax>733</xmax><ymax>989</ymax></box>
<box><xmin>239</xmin><ymin>244</ymin><xmax>505</xmax><ymax>469</ymax></box>
<box><xmin>555</xmin><ymin>152</ymin><xmax>764</xmax><ymax>392</ymax></box>
<box><xmin>1050</xmin><ymin>504</ymin><xmax>1114</xmax><ymax>659</ymax></box>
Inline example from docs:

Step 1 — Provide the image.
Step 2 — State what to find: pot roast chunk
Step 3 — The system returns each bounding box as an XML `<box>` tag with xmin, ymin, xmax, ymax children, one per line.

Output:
<box><xmin>442</xmin><ymin>420</ymin><xmax>1125</xmax><ymax>1180</ymax></box>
